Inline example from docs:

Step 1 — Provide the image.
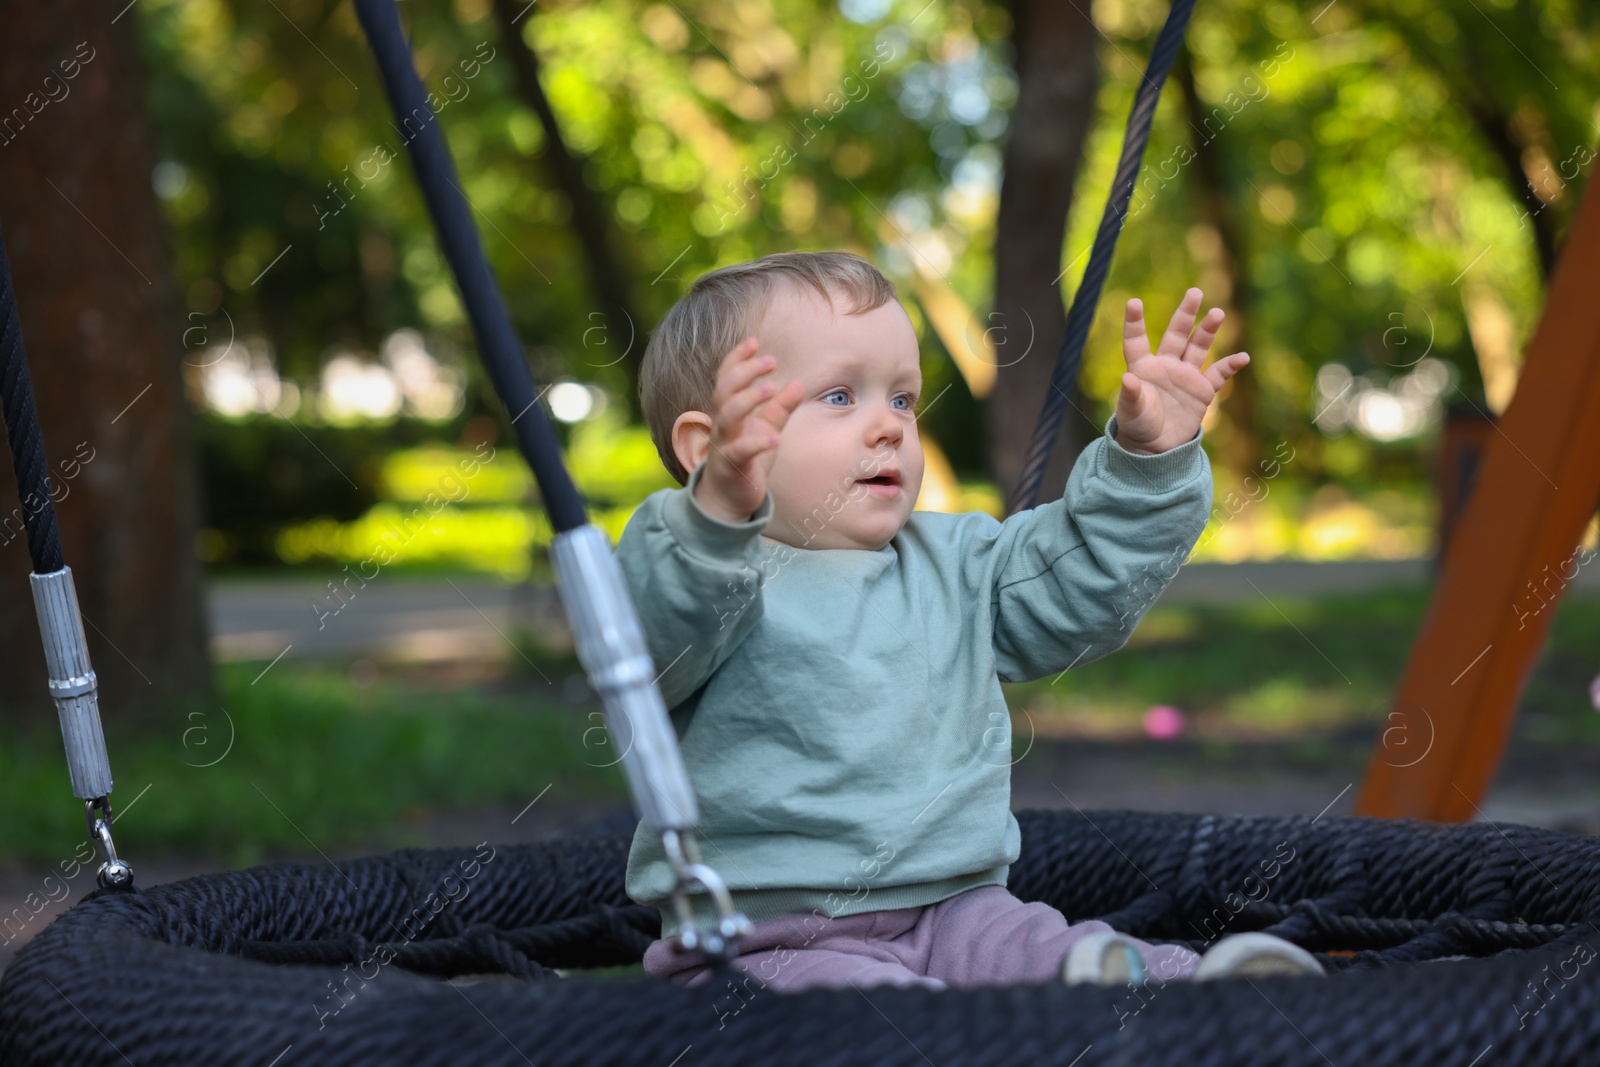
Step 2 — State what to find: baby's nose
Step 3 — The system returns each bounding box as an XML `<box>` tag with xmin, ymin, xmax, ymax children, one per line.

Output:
<box><xmin>867</xmin><ymin>403</ymin><xmax>903</xmax><ymax>442</ymax></box>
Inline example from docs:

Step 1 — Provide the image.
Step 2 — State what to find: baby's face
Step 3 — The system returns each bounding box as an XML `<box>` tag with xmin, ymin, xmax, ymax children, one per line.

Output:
<box><xmin>754</xmin><ymin>284</ymin><xmax>925</xmax><ymax>551</ymax></box>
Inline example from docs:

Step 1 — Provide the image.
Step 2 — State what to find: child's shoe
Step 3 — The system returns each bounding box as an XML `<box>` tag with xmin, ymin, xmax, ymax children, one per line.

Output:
<box><xmin>1061</xmin><ymin>931</ymin><xmax>1149</xmax><ymax>986</ymax></box>
<box><xmin>1192</xmin><ymin>932</ymin><xmax>1325</xmax><ymax>980</ymax></box>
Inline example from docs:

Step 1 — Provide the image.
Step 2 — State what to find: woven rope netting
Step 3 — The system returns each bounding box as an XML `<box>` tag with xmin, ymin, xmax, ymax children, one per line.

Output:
<box><xmin>5</xmin><ymin>808</ymin><xmax>1600</xmax><ymax>1066</ymax></box>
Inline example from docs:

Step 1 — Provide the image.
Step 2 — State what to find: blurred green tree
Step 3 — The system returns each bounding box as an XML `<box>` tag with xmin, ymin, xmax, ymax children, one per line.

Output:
<box><xmin>135</xmin><ymin>0</ymin><xmax>1596</xmax><ymax>510</ymax></box>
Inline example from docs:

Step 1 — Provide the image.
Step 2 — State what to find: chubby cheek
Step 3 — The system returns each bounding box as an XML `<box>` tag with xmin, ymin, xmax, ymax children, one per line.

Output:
<box><xmin>899</xmin><ymin>438</ymin><xmax>926</xmax><ymax>505</ymax></box>
<box><xmin>904</xmin><ymin>464</ymin><xmax>926</xmax><ymax>507</ymax></box>
<box><xmin>771</xmin><ymin>425</ymin><xmax>846</xmax><ymax>503</ymax></box>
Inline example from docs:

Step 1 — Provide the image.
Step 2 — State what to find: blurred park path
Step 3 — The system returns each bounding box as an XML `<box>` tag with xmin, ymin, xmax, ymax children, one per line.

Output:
<box><xmin>212</xmin><ymin>558</ymin><xmax>1600</xmax><ymax>664</ymax></box>
<box><xmin>210</xmin><ymin>574</ymin><xmax>567</xmax><ymax>664</ymax></box>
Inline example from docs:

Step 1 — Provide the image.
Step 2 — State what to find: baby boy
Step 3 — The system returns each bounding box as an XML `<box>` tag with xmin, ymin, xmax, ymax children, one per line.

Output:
<box><xmin>614</xmin><ymin>251</ymin><xmax>1313</xmax><ymax>996</ymax></box>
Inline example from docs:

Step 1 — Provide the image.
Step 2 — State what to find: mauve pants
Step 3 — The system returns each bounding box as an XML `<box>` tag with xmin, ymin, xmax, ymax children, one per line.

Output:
<box><xmin>642</xmin><ymin>884</ymin><xmax>1201</xmax><ymax>993</ymax></box>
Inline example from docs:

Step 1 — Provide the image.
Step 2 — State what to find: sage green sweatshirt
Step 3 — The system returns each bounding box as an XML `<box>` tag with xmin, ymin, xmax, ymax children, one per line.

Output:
<box><xmin>617</xmin><ymin>413</ymin><xmax>1212</xmax><ymax>938</ymax></box>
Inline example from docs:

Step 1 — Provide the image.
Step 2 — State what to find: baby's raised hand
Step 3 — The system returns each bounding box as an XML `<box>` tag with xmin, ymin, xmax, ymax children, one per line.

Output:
<box><xmin>693</xmin><ymin>338</ymin><xmax>806</xmax><ymax>523</ymax></box>
<box><xmin>1115</xmin><ymin>288</ymin><xmax>1250</xmax><ymax>455</ymax></box>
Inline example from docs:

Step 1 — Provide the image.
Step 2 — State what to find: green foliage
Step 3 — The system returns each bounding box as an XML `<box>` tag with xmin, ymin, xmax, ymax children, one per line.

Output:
<box><xmin>138</xmin><ymin>0</ymin><xmax>1598</xmax><ymax>514</ymax></box>
<box><xmin>1523</xmin><ymin>585</ymin><xmax>1600</xmax><ymax>743</ymax></box>
<box><xmin>563</xmin><ymin>407</ymin><xmax>680</xmax><ymax>508</ymax></box>
<box><xmin>197</xmin><ymin>411</ymin><xmax>471</xmax><ymax>564</ymax></box>
<box><xmin>255</xmin><ymin>406</ymin><xmax>676</xmax><ymax>576</ymax></box>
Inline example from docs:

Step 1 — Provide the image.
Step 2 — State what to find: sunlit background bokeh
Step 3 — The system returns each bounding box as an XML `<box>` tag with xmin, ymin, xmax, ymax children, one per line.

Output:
<box><xmin>146</xmin><ymin>0</ymin><xmax>1600</xmax><ymax>578</ymax></box>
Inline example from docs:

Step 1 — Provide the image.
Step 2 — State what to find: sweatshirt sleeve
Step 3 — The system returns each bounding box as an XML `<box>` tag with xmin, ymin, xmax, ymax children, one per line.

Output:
<box><xmin>981</xmin><ymin>412</ymin><xmax>1213</xmax><ymax>683</ymax></box>
<box><xmin>612</xmin><ymin>458</ymin><xmax>775</xmax><ymax>709</ymax></box>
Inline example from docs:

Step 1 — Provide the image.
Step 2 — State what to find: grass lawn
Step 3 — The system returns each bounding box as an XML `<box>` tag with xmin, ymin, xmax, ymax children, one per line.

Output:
<box><xmin>1004</xmin><ymin>582</ymin><xmax>1600</xmax><ymax>744</ymax></box>
<box><xmin>0</xmin><ymin>660</ymin><xmax>626</xmax><ymax>868</ymax></box>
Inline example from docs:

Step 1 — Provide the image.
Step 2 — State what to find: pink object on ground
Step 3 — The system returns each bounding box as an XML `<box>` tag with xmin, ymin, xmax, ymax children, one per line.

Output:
<box><xmin>1143</xmin><ymin>704</ymin><xmax>1186</xmax><ymax>740</ymax></box>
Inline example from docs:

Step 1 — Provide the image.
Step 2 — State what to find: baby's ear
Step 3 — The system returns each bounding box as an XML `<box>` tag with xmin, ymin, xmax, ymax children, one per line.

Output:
<box><xmin>670</xmin><ymin>410</ymin><xmax>713</xmax><ymax>481</ymax></box>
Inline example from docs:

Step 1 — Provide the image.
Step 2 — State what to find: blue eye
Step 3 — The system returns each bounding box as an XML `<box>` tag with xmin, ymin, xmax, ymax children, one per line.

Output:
<box><xmin>822</xmin><ymin>390</ymin><xmax>850</xmax><ymax>406</ymax></box>
<box><xmin>892</xmin><ymin>395</ymin><xmax>913</xmax><ymax>411</ymax></box>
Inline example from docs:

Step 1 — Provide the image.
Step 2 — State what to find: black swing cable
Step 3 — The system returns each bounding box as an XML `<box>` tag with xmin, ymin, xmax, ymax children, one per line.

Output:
<box><xmin>352</xmin><ymin>0</ymin><xmax>750</xmax><ymax>960</ymax></box>
<box><xmin>353</xmin><ymin>0</ymin><xmax>583</xmax><ymax>532</ymax></box>
<box><xmin>0</xmin><ymin>229</ymin><xmax>132</xmax><ymax>891</ymax></box>
<box><xmin>0</xmin><ymin>234</ymin><xmax>63</xmax><ymax>577</ymax></box>
<box><xmin>1008</xmin><ymin>0</ymin><xmax>1200</xmax><ymax>516</ymax></box>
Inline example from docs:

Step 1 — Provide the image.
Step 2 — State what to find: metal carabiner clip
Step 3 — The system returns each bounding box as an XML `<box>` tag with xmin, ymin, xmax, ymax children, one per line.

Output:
<box><xmin>662</xmin><ymin>828</ymin><xmax>751</xmax><ymax>962</ymax></box>
<box><xmin>85</xmin><ymin>797</ymin><xmax>134</xmax><ymax>891</ymax></box>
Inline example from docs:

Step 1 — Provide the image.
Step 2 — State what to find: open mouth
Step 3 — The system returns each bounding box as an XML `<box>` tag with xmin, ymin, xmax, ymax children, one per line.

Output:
<box><xmin>856</xmin><ymin>471</ymin><xmax>901</xmax><ymax>488</ymax></box>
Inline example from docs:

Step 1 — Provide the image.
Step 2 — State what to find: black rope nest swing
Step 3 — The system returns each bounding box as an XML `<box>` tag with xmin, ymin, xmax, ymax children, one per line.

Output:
<box><xmin>7</xmin><ymin>811</ymin><xmax>1600</xmax><ymax>1065</ymax></box>
<box><xmin>6</xmin><ymin>2</ymin><xmax>1600</xmax><ymax>1064</ymax></box>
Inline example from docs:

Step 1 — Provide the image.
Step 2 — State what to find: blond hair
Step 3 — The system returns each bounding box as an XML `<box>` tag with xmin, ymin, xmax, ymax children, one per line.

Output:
<box><xmin>639</xmin><ymin>250</ymin><xmax>898</xmax><ymax>485</ymax></box>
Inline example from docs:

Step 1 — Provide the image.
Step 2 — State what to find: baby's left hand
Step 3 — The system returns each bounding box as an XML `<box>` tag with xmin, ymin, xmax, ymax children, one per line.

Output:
<box><xmin>1115</xmin><ymin>287</ymin><xmax>1249</xmax><ymax>455</ymax></box>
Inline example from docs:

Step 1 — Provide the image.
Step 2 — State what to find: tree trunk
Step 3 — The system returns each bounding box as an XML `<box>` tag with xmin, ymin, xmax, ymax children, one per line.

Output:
<box><xmin>0</xmin><ymin>4</ymin><xmax>212</xmax><ymax>732</ymax></box>
<box><xmin>988</xmin><ymin>0</ymin><xmax>1099</xmax><ymax>502</ymax></box>
<box><xmin>1458</xmin><ymin>94</ymin><xmax>1558</xmax><ymax>281</ymax></box>
<box><xmin>492</xmin><ymin>0</ymin><xmax>642</xmax><ymax>408</ymax></box>
<box><xmin>1173</xmin><ymin>48</ymin><xmax>1262</xmax><ymax>476</ymax></box>
<box><xmin>1345</xmin><ymin>0</ymin><xmax>1559</xmax><ymax>281</ymax></box>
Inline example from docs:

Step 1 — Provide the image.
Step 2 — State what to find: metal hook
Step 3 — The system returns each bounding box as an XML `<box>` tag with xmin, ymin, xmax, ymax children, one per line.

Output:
<box><xmin>662</xmin><ymin>828</ymin><xmax>751</xmax><ymax>962</ymax></box>
<box><xmin>85</xmin><ymin>797</ymin><xmax>134</xmax><ymax>891</ymax></box>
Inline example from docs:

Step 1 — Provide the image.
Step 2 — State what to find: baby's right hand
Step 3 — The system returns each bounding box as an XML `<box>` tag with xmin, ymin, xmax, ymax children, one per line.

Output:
<box><xmin>694</xmin><ymin>338</ymin><xmax>805</xmax><ymax>524</ymax></box>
